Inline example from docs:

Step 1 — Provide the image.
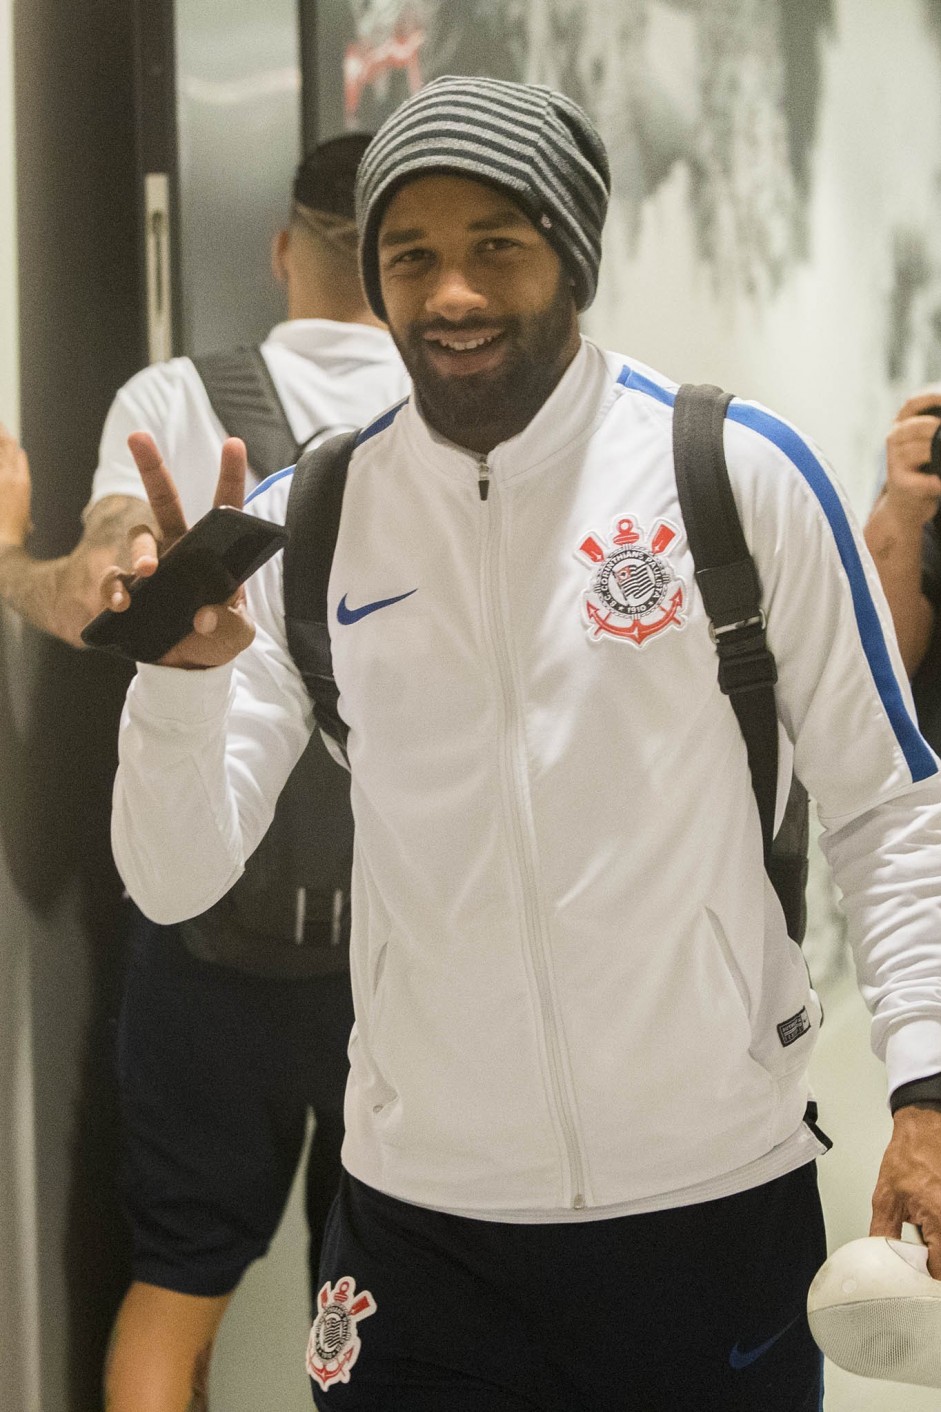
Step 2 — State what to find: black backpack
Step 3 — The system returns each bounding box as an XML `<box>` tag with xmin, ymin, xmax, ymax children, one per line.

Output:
<box><xmin>281</xmin><ymin>383</ymin><xmax>810</xmax><ymax>946</ymax></box>
<box><xmin>177</xmin><ymin>346</ymin><xmax>355</xmax><ymax>977</ymax></box>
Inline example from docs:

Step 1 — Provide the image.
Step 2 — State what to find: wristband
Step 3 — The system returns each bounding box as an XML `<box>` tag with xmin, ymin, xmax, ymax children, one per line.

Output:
<box><xmin>889</xmin><ymin>1073</ymin><xmax>941</xmax><ymax>1115</ymax></box>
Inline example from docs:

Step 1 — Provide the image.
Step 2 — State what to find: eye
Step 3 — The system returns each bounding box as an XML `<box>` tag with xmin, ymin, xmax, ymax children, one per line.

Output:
<box><xmin>386</xmin><ymin>247</ymin><xmax>430</xmax><ymax>269</ymax></box>
<box><xmin>479</xmin><ymin>237</ymin><xmax>522</xmax><ymax>254</ymax></box>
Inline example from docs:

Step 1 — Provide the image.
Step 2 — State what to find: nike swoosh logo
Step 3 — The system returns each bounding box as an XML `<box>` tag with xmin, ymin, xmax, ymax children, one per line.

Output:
<box><xmin>337</xmin><ymin>589</ymin><xmax>417</xmax><ymax>625</ymax></box>
<box><xmin>729</xmin><ymin>1316</ymin><xmax>800</xmax><ymax>1370</ymax></box>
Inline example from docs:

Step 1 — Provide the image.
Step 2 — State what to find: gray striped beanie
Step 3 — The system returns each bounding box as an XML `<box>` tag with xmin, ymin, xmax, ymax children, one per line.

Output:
<box><xmin>355</xmin><ymin>75</ymin><xmax>610</xmax><ymax>318</ymax></box>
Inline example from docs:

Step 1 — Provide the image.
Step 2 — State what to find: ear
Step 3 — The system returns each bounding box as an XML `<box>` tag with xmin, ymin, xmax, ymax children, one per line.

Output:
<box><xmin>271</xmin><ymin>229</ymin><xmax>291</xmax><ymax>286</ymax></box>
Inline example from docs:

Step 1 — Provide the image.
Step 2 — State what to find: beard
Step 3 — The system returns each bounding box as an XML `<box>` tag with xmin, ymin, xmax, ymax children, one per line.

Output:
<box><xmin>391</xmin><ymin>272</ymin><xmax>578</xmax><ymax>451</ymax></box>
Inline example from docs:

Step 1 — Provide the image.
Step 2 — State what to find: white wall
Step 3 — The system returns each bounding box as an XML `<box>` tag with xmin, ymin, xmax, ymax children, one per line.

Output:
<box><xmin>584</xmin><ymin>0</ymin><xmax>941</xmax><ymax>517</ymax></box>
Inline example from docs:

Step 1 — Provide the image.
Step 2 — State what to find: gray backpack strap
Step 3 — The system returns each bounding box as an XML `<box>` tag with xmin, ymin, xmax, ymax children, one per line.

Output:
<box><xmin>193</xmin><ymin>345</ymin><xmax>301</xmax><ymax>480</ymax></box>
<box><xmin>283</xmin><ymin>430</ymin><xmax>360</xmax><ymax>754</ymax></box>
<box><xmin>672</xmin><ymin>382</ymin><xmax>809</xmax><ymax>943</ymax></box>
<box><xmin>176</xmin><ymin>413</ymin><xmax>357</xmax><ymax>979</ymax></box>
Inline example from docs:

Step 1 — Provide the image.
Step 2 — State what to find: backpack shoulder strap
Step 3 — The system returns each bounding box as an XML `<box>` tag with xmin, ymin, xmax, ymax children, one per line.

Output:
<box><xmin>672</xmin><ymin>382</ymin><xmax>779</xmax><ymax>860</ymax></box>
<box><xmin>282</xmin><ymin>430</ymin><xmax>359</xmax><ymax>755</ymax></box>
<box><xmin>193</xmin><ymin>345</ymin><xmax>299</xmax><ymax>481</ymax></box>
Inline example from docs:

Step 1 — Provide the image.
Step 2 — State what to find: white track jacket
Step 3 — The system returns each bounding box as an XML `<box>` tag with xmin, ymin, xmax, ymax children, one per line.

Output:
<box><xmin>113</xmin><ymin>340</ymin><xmax>941</xmax><ymax>1220</ymax></box>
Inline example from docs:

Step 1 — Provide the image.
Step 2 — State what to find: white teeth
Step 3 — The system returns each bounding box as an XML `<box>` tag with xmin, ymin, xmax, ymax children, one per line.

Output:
<box><xmin>436</xmin><ymin>335</ymin><xmax>496</xmax><ymax>351</ymax></box>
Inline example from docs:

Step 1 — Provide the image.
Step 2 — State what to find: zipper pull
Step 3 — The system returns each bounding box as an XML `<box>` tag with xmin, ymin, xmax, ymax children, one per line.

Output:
<box><xmin>478</xmin><ymin>457</ymin><xmax>490</xmax><ymax>502</ymax></box>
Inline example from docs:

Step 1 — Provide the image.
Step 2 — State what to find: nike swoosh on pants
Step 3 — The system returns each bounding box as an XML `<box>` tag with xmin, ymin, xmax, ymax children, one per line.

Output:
<box><xmin>729</xmin><ymin>1316</ymin><xmax>801</xmax><ymax>1370</ymax></box>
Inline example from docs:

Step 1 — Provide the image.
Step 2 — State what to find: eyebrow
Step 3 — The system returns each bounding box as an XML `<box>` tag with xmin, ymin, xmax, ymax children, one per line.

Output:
<box><xmin>379</xmin><ymin>208</ymin><xmax>533</xmax><ymax>248</ymax></box>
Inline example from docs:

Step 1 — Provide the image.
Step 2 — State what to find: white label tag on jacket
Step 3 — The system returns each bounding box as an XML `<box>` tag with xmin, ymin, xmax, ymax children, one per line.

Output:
<box><xmin>777</xmin><ymin>1007</ymin><xmax>811</xmax><ymax>1047</ymax></box>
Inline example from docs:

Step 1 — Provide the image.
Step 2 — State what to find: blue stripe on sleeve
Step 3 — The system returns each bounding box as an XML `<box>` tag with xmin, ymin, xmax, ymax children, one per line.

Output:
<box><xmin>616</xmin><ymin>363</ymin><xmax>937</xmax><ymax>782</ymax></box>
<box><xmin>616</xmin><ymin>364</ymin><xmax>675</xmax><ymax>407</ymax></box>
<box><xmin>245</xmin><ymin>398</ymin><xmax>409</xmax><ymax>507</ymax></box>
<box><xmin>245</xmin><ymin>465</ymin><xmax>295</xmax><ymax>506</ymax></box>
<box><xmin>728</xmin><ymin>402</ymin><xmax>936</xmax><ymax>782</ymax></box>
<box><xmin>354</xmin><ymin>397</ymin><xmax>409</xmax><ymax>447</ymax></box>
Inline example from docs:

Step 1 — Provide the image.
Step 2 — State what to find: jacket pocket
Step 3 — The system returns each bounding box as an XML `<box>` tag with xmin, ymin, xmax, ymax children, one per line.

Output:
<box><xmin>705</xmin><ymin>906</ymin><xmax>754</xmax><ymax>1020</ymax></box>
<box><xmin>353</xmin><ymin>938</ymin><xmax>398</xmax><ymax>1113</ymax></box>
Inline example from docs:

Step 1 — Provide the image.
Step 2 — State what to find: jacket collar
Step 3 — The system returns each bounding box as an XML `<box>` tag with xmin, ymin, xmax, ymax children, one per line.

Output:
<box><xmin>400</xmin><ymin>338</ymin><xmax>619</xmax><ymax>484</ymax></box>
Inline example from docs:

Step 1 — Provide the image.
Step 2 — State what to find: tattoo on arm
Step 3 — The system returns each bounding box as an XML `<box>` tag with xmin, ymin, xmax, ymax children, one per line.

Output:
<box><xmin>82</xmin><ymin>495</ymin><xmax>157</xmax><ymax>557</ymax></box>
<box><xmin>0</xmin><ymin>495</ymin><xmax>152</xmax><ymax>648</ymax></box>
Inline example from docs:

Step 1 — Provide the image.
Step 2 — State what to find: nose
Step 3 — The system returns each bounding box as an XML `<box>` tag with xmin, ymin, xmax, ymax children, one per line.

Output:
<box><xmin>425</xmin><ymin>263</ymin><xmax>487</xmax><ymax>322</ymax></box>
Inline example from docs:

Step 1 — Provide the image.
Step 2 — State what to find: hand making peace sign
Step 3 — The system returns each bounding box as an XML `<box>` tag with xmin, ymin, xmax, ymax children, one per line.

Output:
<box><xmin>98</xmin><ymin>432</ymin><xmax>257</xmax><ymax>668</ymax></box>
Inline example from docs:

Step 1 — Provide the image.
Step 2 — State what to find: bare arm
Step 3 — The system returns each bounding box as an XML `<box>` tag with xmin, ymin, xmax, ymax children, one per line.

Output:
<box><xmin>0</xmin><ymin>424</ymin><xmax>152</xmax><ymax>648</ymax></box>
<box><xmin>864</xmin><ymin>393</ymin><xmax>941</xmax><ymax>675</ymax></box>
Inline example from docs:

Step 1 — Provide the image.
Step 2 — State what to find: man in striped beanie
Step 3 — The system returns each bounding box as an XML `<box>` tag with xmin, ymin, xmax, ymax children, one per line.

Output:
<box><xmin>110</xmin><ymin>73</ymin><xmax>941</xmax><ymax>1412</ymax></box>
<box><xmin>353</xmin><ymin>74</ymin><xmax>610</xmax><ymax>458</ymax></box>
<box><xmin>356</xmin><ymin>75</ymin><xmax>610</xmax><ymax>317</ymax></box>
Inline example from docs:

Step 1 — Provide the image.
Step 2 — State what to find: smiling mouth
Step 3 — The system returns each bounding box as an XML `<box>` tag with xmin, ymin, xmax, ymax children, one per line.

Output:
<box><xmin>428</xmin><ymin>332</ymin><xmax>501</xmax><ymax>351</ymax></box>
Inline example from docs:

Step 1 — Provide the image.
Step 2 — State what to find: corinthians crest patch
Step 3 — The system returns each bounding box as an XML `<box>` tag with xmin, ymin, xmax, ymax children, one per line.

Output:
<box><xmin>307</xmin><ymin>1276</ymin><xmax>377</xmax><ymax>1392</ymax></box>
<box><xmin>576</xmin><ymin>514</ymin><xmax>687</xmax><ymax>647</ymax></box>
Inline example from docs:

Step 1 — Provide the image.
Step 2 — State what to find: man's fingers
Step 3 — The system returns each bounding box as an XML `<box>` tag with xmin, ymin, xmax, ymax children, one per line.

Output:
<box><xmin>213</xmin><ymin>437</ymin><xmax>248</xmax><ymax>511</ymax></box>
<box><xmin>886</xmin><ymin>419</ymin><xmax>941</xmax><ymax>493</ymax></box>
<box><xmin>127</xmin><ymin>432</ymin><xmax>189</xmax><ymax>546</ymax></box>
<box><xmin>159</xmin><ymin>592</ymin><xmax>255</xmax><ymax>667</ymax></box>
<box><xmin>0</xmin><ymin>424</ymin><xmax>33</xmax><ymax>547</ymax></box>
<box><xmin>193</xmin><ymin>605</ymin><xmax>219</xmax><ymax>635</ymax></box>
<box><xmin>869</xmin><ymin>1208</ymin><xmax>903</xmax><ymax>1240</ymax></box>
<box><xmin>870</xmin><ymin>1173</ymin><xmax>906</xmax><ymax>1241</ymax></box>
<box><xmin>107</xmin><ymin>437</ymin><xmax>251</xmax><ymax>666</ymax></box>
<box><xmin>128</xmin><ymin>525</ymin><xmax>160</xmax><ymax>574</ymax></box>
<box><xmin>895</xmin><ymin>390</ymin><xmax>941</xmax><ymax>422</ymax></box>
<box><xmin>888</xmin><ymin>415</ymin><xmax>941</xmax><ymax>457</ymax></box>
<box><xmin>872</xmin><ymin>1213</ymin><xmax>941</xmax><ymax>1276</ymax></box>
<box><xmin>0</xmin><ymin>421</ymin><xmax>22</xmax><ymax>458</ymax></box>
<box><xmin>99</xmin><ymin>567</ymin><xmax>133</xmax><ymax>612</ymax></box>
<box><xmin>127</xmin><ymin>429</ymin><xmax>247</xmax><ymax>546</ymax></box>
<box><xmin>99</xmin><ymin>547</ymin><xmax>161</xmax><ymax>613</ymax></box>
<box><xmin>871</xmin><ymin>1210</ymin><xmax>941</xmax><ymax>1277</ymax></box>
<box><xmin>871</xmin><ymin>1108</ymin><xmax>941</xmax><ymax>1280</ymax></box>
<box><xmin>921</xmin><ymin>1229</ymin><xmax>941</xmax><ymax>1280</ymax></box>
<box><xmin>890</xmin><ymin>413</ymin><xmax>940</xmax><ymax>436</ymax></box>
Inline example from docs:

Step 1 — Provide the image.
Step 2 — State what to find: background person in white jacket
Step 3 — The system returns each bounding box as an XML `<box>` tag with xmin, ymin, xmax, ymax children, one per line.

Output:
<box><xmin>105</xmin><ymin>78</ymin><xmax>941</xmax><ymax>1412</ymax></box>
<box><xmin>0</xmin><ymin>138</ymin><xmax>407</xmax><ymax>1412</ymax></box>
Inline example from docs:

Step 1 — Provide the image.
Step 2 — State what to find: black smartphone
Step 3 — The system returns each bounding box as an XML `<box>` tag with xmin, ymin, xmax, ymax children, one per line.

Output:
<box><xmin>80</xmin><ymin>505</ymin><xmax>288</xmax><ymax>663</ymax></box>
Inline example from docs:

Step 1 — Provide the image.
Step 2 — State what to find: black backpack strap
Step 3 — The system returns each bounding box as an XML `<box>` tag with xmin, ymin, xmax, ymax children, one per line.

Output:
<box><xmin>672</xmin><ymin>383</ymin><xmax>779</xmax><ymax>860</ymax></box>
<box><xmin>672</xmin><ymin>384</ymin><xmax>811</xmax><ymax>943</ymax></box>
<box><xmin>193</xmin><ymin>345</ymin><xmax>299</xmax><ymax>482</ymax></box>
<box><xmin>294</xmin><ymin>425</ymin><xmax>351</xmax><ymax>460</ymax></box>
<box><xmin>283</xmin><ymin>430</ymin><xmax>359</xmax><ymax>755</ymax></box>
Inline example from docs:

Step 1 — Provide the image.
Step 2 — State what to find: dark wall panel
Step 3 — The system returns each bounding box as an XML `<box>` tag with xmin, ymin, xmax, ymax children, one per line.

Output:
<box><xmin>11</xmin><ymin>0</ymin><xmax>144</xmax><ymax>1406</ymax></box>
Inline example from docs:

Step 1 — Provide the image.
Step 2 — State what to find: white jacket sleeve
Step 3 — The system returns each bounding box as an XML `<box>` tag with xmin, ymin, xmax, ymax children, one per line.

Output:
<box><xmin>111</xmin><ymin>485</ymin><xmax>315</xmax><ymax>922</ymax></box>
<box><xmin>727</xmin><ymin>406</ymin><xmax>941</xmax><ymax>1097</ymax></box>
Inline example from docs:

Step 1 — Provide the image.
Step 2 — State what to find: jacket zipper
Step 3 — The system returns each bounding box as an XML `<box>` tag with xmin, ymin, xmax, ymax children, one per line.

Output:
<box><xmin>479</xmin><ymin>460</ymin><xmax>587</xmax><ymax>1209</ymax></box>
